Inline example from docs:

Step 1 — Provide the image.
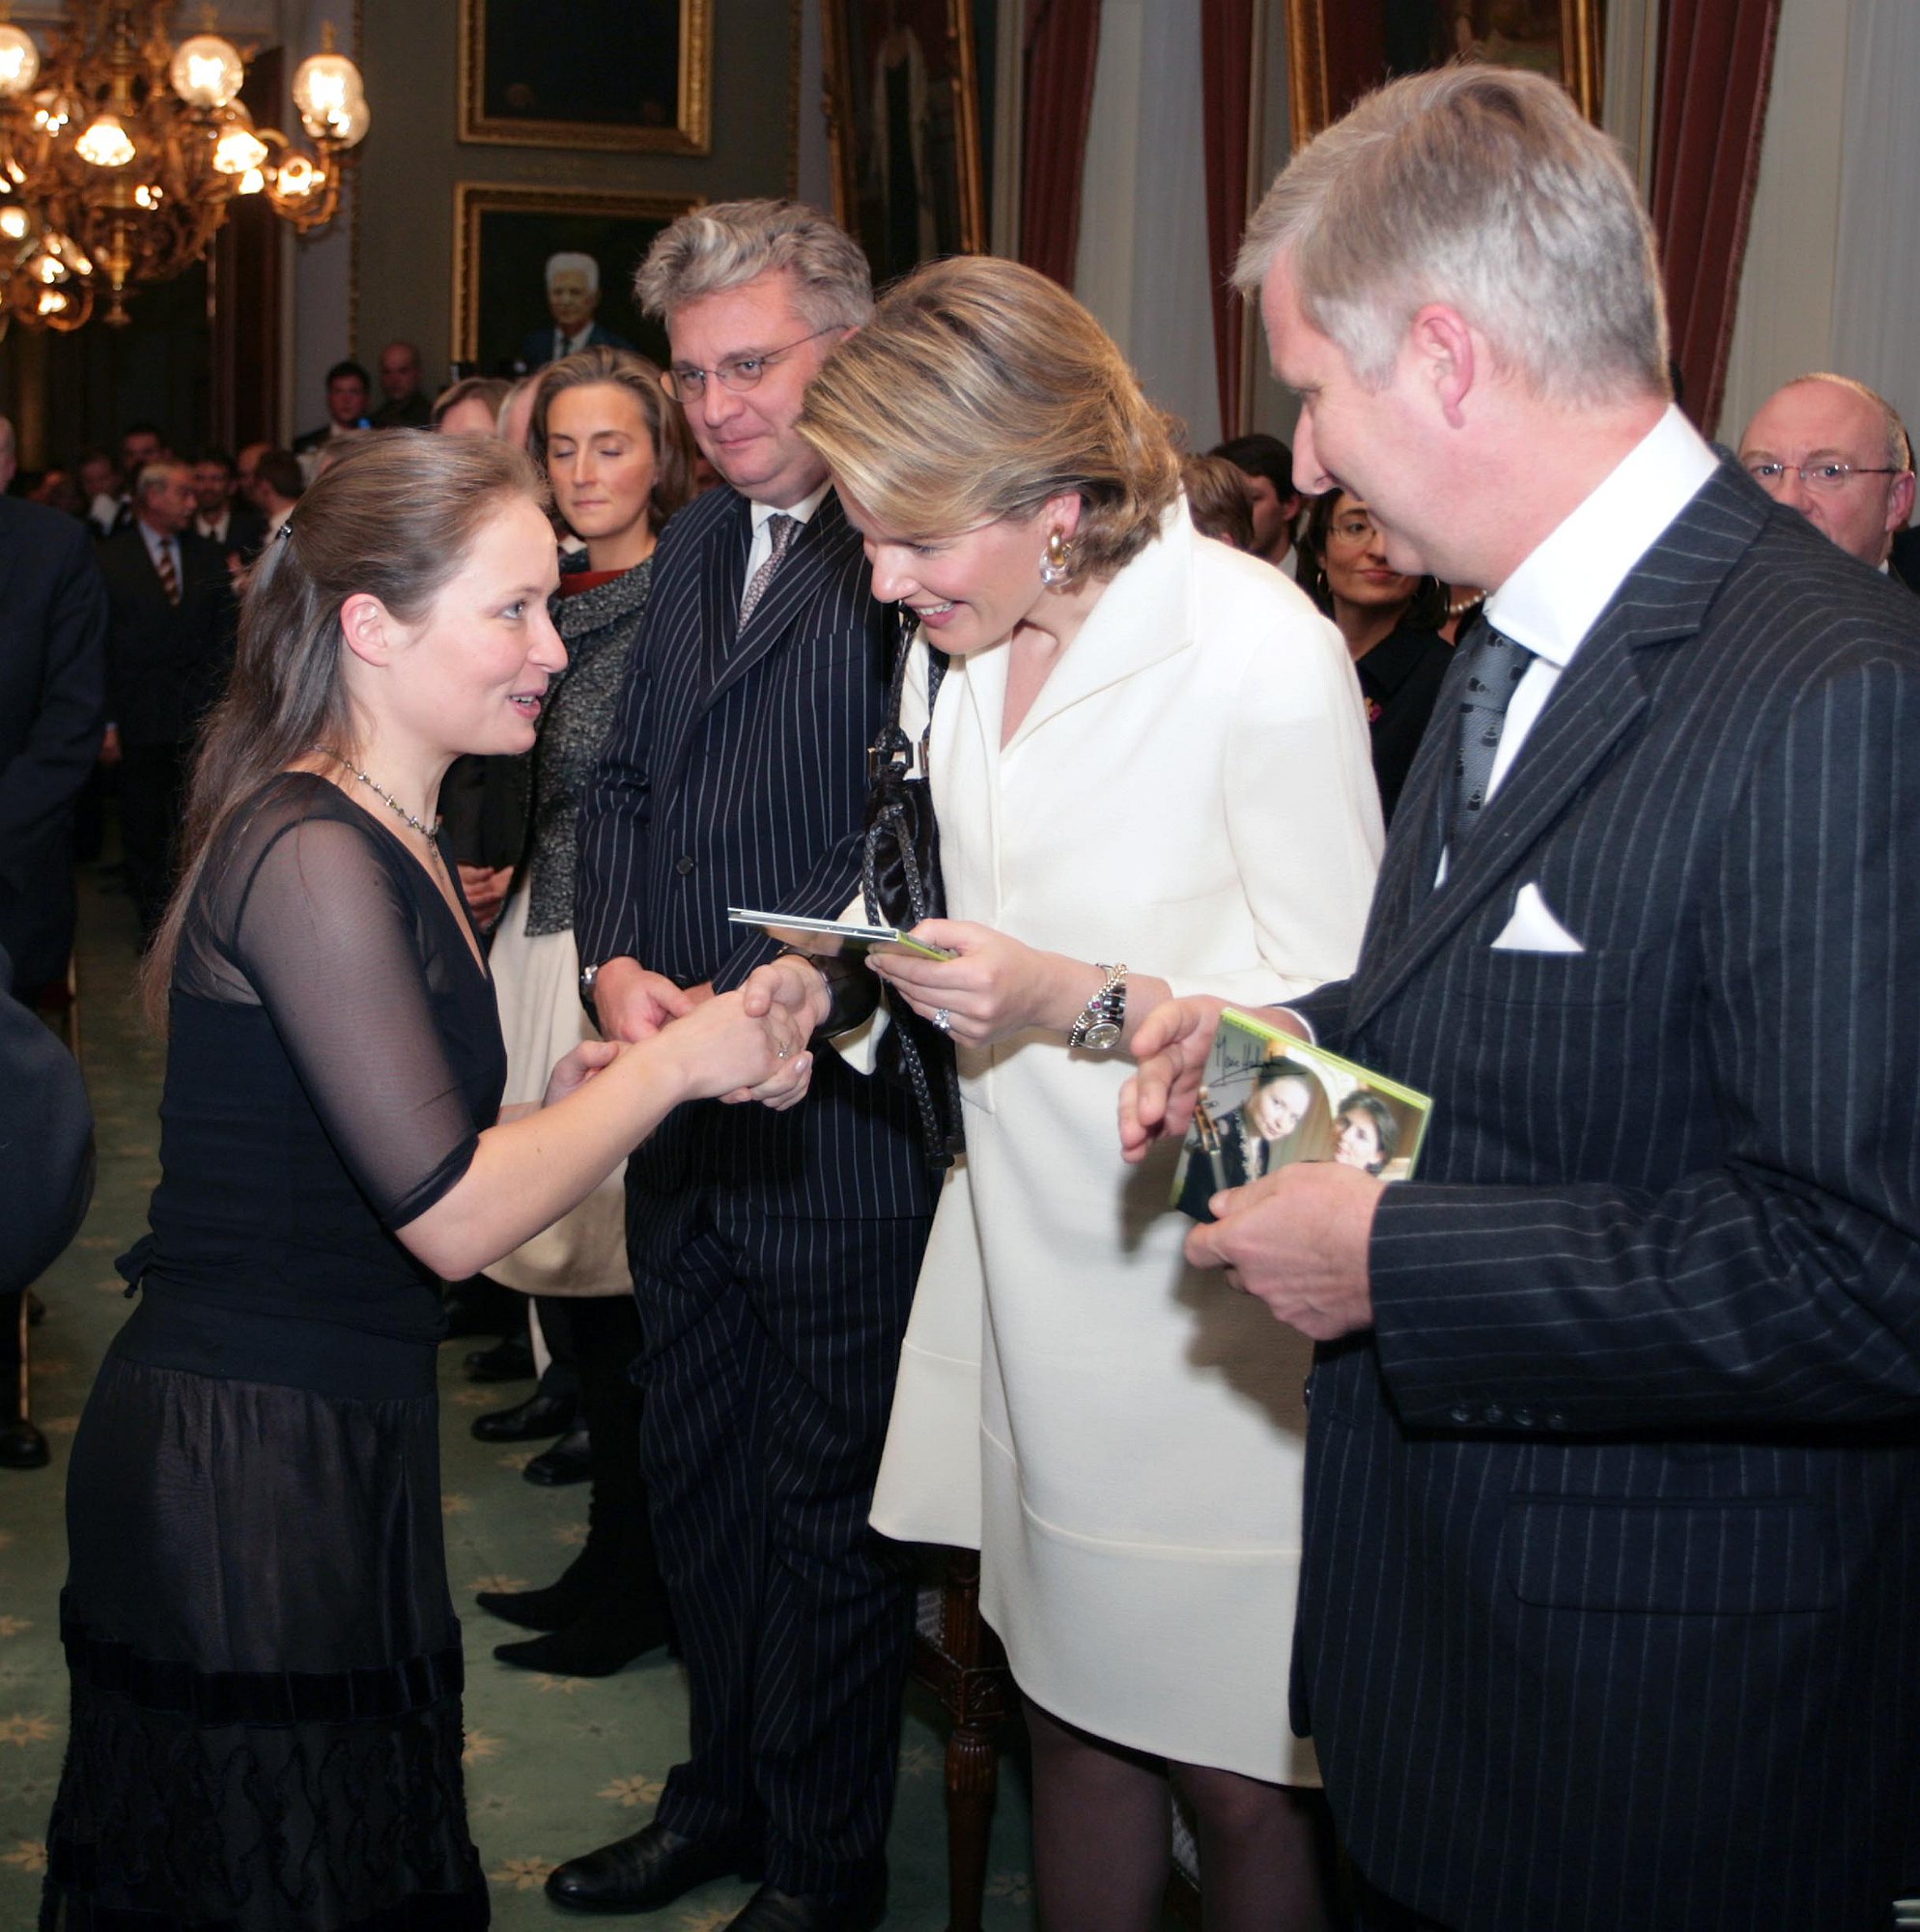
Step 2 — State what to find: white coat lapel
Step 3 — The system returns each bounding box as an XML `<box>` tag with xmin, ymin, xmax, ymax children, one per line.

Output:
<box><xmin>1002</xmin><ymin>502</ymin><xmax>1194</xmax><ymax>753</ymax></box>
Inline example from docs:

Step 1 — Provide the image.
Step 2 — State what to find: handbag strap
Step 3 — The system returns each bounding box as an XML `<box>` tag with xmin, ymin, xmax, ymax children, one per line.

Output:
<box><xmin>862</xmin><ymin>617</ymin><xmax>961</xmax><ymax>1168</ymax></box>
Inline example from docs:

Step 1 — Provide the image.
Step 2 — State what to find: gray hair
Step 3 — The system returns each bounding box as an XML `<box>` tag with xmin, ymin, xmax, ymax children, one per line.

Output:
<box><xmin>1235</xmin><ymin>65</ymin><xmax>1669</xmax><ymax>408</ymax></box>
<box><xmin>134</xmin><ymin>458</ymin><xmax>191</xmax><ymax>499</ymax></box>
<box><xmin>1782</xmin><ymin>373</ymin><xmax>1913</xmax><ymax>472</ymax></box>
<box><xmin>546</xmin><ymin>250</ymin><xmax>599</xmax><ymax>293</ymax></box>
<box><xmin>634</xmin><ymin>198</ymin><xmax>873</xmax><ymax>333</ymax></box>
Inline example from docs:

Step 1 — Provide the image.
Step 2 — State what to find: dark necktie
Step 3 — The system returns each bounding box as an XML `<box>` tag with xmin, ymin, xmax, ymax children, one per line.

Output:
<box><xmin>153</xmin><ymin>539</ymin><xmax>181</xmax><ymax>607</ymax></box>
<box><xmin>738</xmin><ymin>512</ymin><xmax>799</xmax><ymax>630</ymax></box>
<box><xmin>1447</xmin><ymin>614</ymin><xmax>1534</xmax><ymax>858</ymax></box>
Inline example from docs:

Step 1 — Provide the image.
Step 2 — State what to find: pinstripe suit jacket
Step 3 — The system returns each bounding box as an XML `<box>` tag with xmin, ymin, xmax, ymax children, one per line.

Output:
<box><xmin>575</xmin><ymin>482</ymin><xmax>933</xmax><ymax>1258</ymax></box>
<box><xmin>1291</xmin><ymin>462</ymin><xmax>1920</xmax><ymax>1931</ymax></box>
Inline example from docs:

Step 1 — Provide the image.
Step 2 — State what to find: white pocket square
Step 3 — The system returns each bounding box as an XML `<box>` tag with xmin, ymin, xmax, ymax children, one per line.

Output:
<box><xmin>1492</xmin><ymin>882</ymin><xmax>1586</xmax><ymax>953</ymax></box>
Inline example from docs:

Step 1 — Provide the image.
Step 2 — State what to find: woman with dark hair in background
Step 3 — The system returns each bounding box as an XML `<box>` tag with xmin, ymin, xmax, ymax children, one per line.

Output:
<box><xmin>1299</xmin><ymin>487</ymin><xmax>1454</xmax><ymax>824</ymax></box>
<box><xmin>472</xmin><ymin>346</ymin><xmax>697</xmax><ymax>1677</ymax></box>
<box><xmin>40</xmin><ymin>432</ymin><xmax>812</xmax><ymax>1931</ymax></box>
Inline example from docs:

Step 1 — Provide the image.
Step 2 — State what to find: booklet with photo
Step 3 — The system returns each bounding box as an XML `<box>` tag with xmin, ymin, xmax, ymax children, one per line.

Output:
<box><xmin>726</xmin><ymin>908</ymin><xmax>957</xmax><ymax>961</ymax></box>
<box><xmin>1172</xmin><ymin>1007</ymin><xmax>1434</xmax><ymax>1222</ymax></box>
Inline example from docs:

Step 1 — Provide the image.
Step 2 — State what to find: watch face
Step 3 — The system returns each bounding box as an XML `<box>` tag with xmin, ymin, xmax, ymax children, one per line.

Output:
<box><xmin>1082</xmin><ymin>1020</ymin><xmax>1122</xmax><ymax>1050</ymax></box>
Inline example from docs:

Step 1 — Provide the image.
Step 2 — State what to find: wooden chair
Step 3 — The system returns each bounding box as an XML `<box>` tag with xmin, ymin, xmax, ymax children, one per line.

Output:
<box><xmin>908</xmin><ymin>1552</ymin><xmax>1214</xmax><ymax>1931</ymax></box>
<box><xmin>911</xmin><ymin>1548</ymin><xmax>1014</xmax><ymax>1932</ymax></box>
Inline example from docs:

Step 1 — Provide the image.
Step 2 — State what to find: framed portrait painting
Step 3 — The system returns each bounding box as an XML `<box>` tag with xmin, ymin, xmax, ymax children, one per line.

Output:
<box><xmin>459</xmin><ymin>0</ymin><xmax>712</xmax><ymax>154</ymax></box>
<box><xmin>453</xmin><ymin>185</ymin><xmax>697</xmax><ymax>378</ymax></box>
<box><xmin>1285</xmin><ymin>0</ymin><xmax>1604</xmax><ymax>147</ymax></box>
<box><xmin>822</xmin><ymin>0</ymin><xmax>986</xmax><ymax>285</ymax></box>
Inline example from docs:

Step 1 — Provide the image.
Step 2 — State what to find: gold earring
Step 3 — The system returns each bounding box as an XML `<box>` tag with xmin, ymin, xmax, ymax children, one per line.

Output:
<box><xmin>1038</xmin><ymin>528</ymin><xmax>1072</xmax><ymax>587</ymax></box>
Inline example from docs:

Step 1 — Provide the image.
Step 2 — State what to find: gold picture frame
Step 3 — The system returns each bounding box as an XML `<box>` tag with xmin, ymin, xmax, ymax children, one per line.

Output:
<box><xmin>458</xmin><ymin>0</ymin><xmax>713</xmax><ymax>155</ymax></box>
<box><xmin>453</xmin><ymin>185</ymin><xmax>699</xmax><ymax>375</ymax></box>
<box><xmin>821</xmin><ymin>0</ymin><xmax>986</xmax><ymax>283</ymax></box>
<box><xmin>1285</xmin><ymin>0</ymin><xmax>1603</xmax><ymax>149</ymax></box>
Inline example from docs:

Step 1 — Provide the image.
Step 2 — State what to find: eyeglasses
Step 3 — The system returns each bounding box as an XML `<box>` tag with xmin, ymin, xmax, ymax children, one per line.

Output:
<box><xmin>1745</xmin><ymin>459</ymin><xmax>1908</xmax><ymax>495</ymax></box>
<box><xmin>662</xmin><ymin>326</ymin><xmax>841</xmax><ymax>401</ymax></box>
<box><xmin>1328</xmin><ymin>513</ymin><xmax>1379</xmax><ymax>545</ymax></box>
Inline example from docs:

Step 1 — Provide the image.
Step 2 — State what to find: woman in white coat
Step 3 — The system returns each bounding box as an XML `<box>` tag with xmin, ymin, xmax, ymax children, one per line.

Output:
<box><xmin>775</xmin><ymin>259</ymin><xmax>1383</xmax><ymax>1930</ymax></box>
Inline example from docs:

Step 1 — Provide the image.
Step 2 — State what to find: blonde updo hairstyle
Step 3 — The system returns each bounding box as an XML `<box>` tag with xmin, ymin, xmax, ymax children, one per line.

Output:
<box><xmin>798</xmin><ymin>256</ymin><xmax>1181</xmax><ymax>589</ymax></box>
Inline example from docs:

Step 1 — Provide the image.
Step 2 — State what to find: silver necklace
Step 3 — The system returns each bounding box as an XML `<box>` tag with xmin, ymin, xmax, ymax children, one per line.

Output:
<box><xmin>327</xmin><ymin>755</ymin><xmax>442</xmax><ymax>843</ymax></box>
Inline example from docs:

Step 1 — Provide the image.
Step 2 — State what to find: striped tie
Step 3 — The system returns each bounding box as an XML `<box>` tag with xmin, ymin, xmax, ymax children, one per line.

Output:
<box><xmin>154</xmin><ymin>539</ymin><xmax>181</xmax><ymax>607</ymax></box>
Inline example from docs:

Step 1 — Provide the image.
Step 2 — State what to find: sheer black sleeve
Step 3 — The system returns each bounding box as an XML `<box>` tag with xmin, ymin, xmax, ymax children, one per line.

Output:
<box><xmin>182</xmin><ymin>788</ymin><xmax>485</xmax><ymax>1228</ymax></box>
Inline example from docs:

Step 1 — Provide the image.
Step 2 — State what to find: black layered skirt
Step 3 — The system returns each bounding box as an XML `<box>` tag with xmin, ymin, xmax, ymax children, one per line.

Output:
<box><xmin>42</xmin><ymin>1294</ymin><xmax>490</xmax><ymax>1930</ymax></box>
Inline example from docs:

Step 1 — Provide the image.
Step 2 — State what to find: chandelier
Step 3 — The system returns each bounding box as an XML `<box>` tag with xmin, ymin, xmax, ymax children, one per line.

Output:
<box><xmin>0</xmin><ymin>4</ymin><xmax>369</xmax><ymax>329</ymax></box>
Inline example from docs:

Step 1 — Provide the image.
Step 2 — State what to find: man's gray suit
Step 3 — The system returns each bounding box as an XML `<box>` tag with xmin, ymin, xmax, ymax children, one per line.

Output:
<box><xmin>1292</xmin><ymin>462</ymin><xmax>1920</xmax><ymax>1930</ymax></box>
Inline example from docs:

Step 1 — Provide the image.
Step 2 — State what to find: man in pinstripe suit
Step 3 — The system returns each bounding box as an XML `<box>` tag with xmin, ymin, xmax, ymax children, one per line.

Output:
<box><xmin>555</xmin><ymin>203</ymin><xmax>933</xmax><ymax>1932</ymax></box>
<box><xmin>1127</xmin><ymin>67</ymin><xmax>1920</xmax><ymax>1932</ymax></box>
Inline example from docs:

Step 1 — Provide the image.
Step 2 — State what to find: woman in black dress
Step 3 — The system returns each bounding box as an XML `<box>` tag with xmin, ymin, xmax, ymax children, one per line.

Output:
<box><xmin>41</xmin><ymin>432</ymin><xmax>813</xmax><ymax>1931</ymax></box>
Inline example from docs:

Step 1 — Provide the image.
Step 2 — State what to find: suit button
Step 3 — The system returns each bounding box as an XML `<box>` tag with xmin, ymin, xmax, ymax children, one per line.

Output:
<box><xmin>1546</xmin><ymin>1409</ymin><xmax>1569</xmax><ymax>1430</ymax></box>
<box><xmin>1301</xmin><ymin>1375</ymin><xmax>1313</xmax><ymax>1409</ymax></box>
<box><xmin>674</xmin><ymin>855</ymin><xmax>694</xmax><ymax>876</ymax></box>
<box><xmin>1511</xmin><ymin>1406</ymin><xmax>1535</xmax><ymax>1427</ymax></box>
<box><xmin>1449</xmin><ymin>1403</ymin><xmax>1474</xmax><ymax>1424</ymax></box>
<box><xmin>1483</xmin><ymin>1403</ymin><xmax>1506</xmax><ymax>1424</ymax></box>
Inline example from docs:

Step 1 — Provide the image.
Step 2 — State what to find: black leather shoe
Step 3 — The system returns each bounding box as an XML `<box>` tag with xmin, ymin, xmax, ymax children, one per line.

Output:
<box><xmin>545</xmin><ymin>1821</ymin><xmax>747</xmax><ymax>1915</ymax></box>
<box><xmin>0</xmin><ymin>1419</ymin><xmax>50</xmax><ymax>1469</ymax></box>
<box><xmin>465</xmin><ymin>1334</ymin><xmax>535</xmax><ymax>1382</ymax></box>
<box><xmin>523</xmin><ymin>1421</ymin><xmax>591</xmax><ymax>1486</ymax></box>
<box><xmin>493</xmin><ymin>1589</ymin><xmax>674</xmax><ymax>1677</ymax></box>
<box><xmin>471</xmin><ymin>1390</ymin><xmax>578</xmax><ymax>1443</ymax></box>
<box><xmin>725</xmin><ymin>1876</ymin><xmax>887</xmax><ymax>1931</ymax></box>
<box><xmin>475</xmin><ymin>1543</ymin><xmax>610</xmax><ymax>1632</ymax></box>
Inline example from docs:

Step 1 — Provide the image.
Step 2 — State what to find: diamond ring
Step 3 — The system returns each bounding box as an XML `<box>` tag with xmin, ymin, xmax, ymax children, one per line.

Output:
<box><xmin>931</xmin><ymin>1009</ymin><xmax>953</xmax><ymax>1034</ymax></box>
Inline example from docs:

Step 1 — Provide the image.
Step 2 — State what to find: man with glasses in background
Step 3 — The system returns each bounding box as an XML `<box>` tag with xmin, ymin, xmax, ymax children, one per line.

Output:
<box><xmin>564</xmin><ymin>201</ymin><xmax>934</xmax><ymax>1932</ymax></box>
<box><xmin>1737</xmin><ymin>371</ymin><xmax>1915</xmax><ymax>578</ymax></box>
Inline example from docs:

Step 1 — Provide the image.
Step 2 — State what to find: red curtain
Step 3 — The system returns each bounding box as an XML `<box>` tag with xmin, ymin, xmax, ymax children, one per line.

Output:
<box><xmin>1019</xmin><ymin>0</ymin><xmax>1102</xmax><ymax>288</ymax></box>
<box><xmin>1649</xmin><ymin>0</ymin><xmax>1783</xmax><ymax>439</ymax></box>
<box><xmin>1200</xmin><ymin>0</ymin><xmax>1256</xmax><ymax>436</ymax></box>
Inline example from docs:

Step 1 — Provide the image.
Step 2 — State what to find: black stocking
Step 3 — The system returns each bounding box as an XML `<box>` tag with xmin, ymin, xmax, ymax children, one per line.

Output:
<box><xmin>1024</xmin><ymin>1696</ymin><xmax>1170</xmax><ymax>1932</ymax></box>
<box><xmin>1172</xmin><ymin>1759</ymin><xmax>1339</xmax><ymax>1932</ymax></box>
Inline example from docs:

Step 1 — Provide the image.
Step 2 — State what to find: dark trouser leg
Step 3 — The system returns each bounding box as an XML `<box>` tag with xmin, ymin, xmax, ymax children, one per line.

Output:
<box><xmin>533</xmin><ymin>1293</ymin><xmax>583</xmax><ymax>1403</ymax></box>
<box><xmin>117</xmin><ymin>740</ymin><xmax>184</xmax><ymax>939</ymax></box>
<box><xmin>751</xmin><ymin>1215</ymin><xmax>922</xmax><ymax>1894</ymax></box>
<box><xmin>573</xmin><ymin>1293</ymin><xmax>658</xmax><ymax>1587</ymax></box>
<box><xmin>639</xmin><ymin>1224</ymin><xmax>769</xmax><ymax>1853</ymax></box>
<box><xmin>639</xmin><ymin>1214</ymin><xmax>926</xmax><ymax>1892</ymax></box>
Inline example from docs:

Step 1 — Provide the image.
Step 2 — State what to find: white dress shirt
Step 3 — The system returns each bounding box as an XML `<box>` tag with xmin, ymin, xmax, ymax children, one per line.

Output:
<box><xmin>1478</xmin><ymin>404</ymin><xmax>1719</xmax><ymax>805</ymax></box>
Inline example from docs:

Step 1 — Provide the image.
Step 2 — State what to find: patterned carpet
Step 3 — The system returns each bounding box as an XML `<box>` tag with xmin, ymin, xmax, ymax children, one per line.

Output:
<box><xmin>0</xmin><ymin>862</ymin><xmax>1042</xmax><ymax>1930</ymax></box>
